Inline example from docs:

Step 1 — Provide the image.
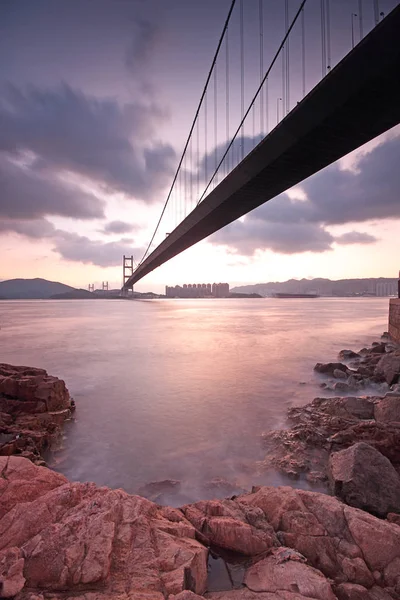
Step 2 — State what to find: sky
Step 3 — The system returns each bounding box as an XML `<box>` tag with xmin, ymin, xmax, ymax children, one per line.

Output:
<box><xmin>0</xmin><ymin>0</ymin><xmax>399</xmax><ymax>293</ymax></box>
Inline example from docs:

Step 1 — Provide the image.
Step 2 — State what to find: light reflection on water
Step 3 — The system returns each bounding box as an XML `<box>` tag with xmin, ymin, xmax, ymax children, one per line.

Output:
<box><xmin>0</xmin><ymin>297</ymin><xmax>389</xmax><ymax>501</ymax></box>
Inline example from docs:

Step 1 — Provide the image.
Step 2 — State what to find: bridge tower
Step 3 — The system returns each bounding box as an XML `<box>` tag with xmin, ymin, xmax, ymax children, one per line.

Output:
<box><xmin>88</xmin><ymin>284</ymin><xmax>94</xmax><ymax>293</ymax></box>
<box><xmin>123</xmin><ymin>255</ymin><xmax>134</xmax><ymax>296</ymax></box>
<box><xmin>102</xmin><ymin>281</ymin><xmax>109</xmax><ymax>294</ymax></box>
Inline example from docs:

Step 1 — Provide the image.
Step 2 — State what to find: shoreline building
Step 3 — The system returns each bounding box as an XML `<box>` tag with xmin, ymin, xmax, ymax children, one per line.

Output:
<box><xmin>165</xmin><ymin>283</ymin><xmax>229</xmax><ymax>298</ymax></box>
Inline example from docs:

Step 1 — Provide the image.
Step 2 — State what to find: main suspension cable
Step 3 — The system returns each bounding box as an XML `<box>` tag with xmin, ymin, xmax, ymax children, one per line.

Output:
<box><xmin>137</xmin><ymin>0</ymin><xmax>237</xmax><ymax>265</ymax></box>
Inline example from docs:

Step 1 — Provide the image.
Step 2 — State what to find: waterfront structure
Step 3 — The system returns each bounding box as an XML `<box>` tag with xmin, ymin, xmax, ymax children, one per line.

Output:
<box><xmin>375</xmin><ymin>281</ymin><xmax>398</xmax><ymax>297</ymax></box>
<box><xmin>165</xmin><ymin>283</ymin><xmax>229</xmax><ymax>298</ymax></box>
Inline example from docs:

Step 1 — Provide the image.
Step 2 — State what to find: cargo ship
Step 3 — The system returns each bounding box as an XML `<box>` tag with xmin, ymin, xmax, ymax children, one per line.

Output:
<box><xmin>273</xmin><ymin>292</ymin><xmax>320</xmax><ymax>298</ymax></box>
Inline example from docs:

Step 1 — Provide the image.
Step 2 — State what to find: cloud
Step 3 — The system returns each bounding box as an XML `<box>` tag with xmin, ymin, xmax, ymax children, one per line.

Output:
<box><xmin>0</xmin><ymin>83</ymin><xmax>176</xmax><ymax>201</ymax></box>
<box><xmin>213</xmin><ymin>220</ymin><xmax>335</xmax><ymax>256</ymax></box>
<box><xmin>101</xmin><ymin>221</ymin><xmax>137</xmax><ymax>235</ymax></box>
<box><xmin>52</xmin><ymin>231</ymin><xmax>142</xmax><ymax>267</ymax></box>
<box><xmin>211</xmin><ymin>131</ymin><xmax>400</xmax><ymax>255</ymax></box>
<box><xmin>335</xmin><ymin>231</ymin><xmax>378</xmax><ymax>245</ymax></box>
<box><xmin>0</xmin><ymin>217</ymin><xmax>142</xmax><ymax>267</ymax></box>
<box><xmin>0</xmin><ymin>154</ymin><xmax>105</xmax><ymax>220</ymax></box>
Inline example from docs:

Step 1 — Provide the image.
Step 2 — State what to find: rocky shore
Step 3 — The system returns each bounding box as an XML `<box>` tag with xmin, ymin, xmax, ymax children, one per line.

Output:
<box><xmin>1</xmin><ymin>337</ymin><xmax>400</xmax><ymax>600</ymax></box>
<box><xmin>0</xmin><ymin>364</ymin><xmax>75</xmax><ymax>465</ymax></box>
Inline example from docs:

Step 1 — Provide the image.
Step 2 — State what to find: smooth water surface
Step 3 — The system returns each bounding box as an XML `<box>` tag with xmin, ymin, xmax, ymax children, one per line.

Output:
<box><xmin>0</xmin><ymin>298</ymin><xmax>389</xmax><ymax>500</ymax></box>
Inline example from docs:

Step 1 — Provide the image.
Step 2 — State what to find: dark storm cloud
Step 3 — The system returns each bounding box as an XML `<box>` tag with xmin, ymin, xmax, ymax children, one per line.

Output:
<box><xmin>0</xmin><ymin>84</ymin><xmax>176</xmax><ymax>201</ymax></box>
<box><xmin>0</xmin><ymin>154</ymin><xmax>104</xmax><ymax>220</ymax></box>
<box><xmin>101</xmin><ymin>221</ymin><xmax>138</xmax><ymax>235</ymax></box>
<box><xmin>211</xmin><ymin>131</ymin><xmax>400</xmax><ymax>255</ymax></box>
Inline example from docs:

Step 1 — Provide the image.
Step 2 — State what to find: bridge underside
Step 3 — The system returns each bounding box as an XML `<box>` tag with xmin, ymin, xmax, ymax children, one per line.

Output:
<box><xmin>124</xmin><ymin>6</ymin><xmax>400</xmax><ymax>288</ymax></box>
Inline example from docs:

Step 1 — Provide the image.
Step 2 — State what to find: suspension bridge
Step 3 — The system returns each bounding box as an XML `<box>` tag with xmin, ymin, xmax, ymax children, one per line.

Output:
<box><xmin>123</xmin><ymin>0</ymin><xmax>400</xmax><ymax>292</ymax></box>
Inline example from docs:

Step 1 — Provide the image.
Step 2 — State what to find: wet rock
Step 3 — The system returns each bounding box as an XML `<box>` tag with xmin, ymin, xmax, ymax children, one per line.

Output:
<box><xmin>3</xmin><ymin>457</ymin><xmax>400</xmax><ymax>599</ymax></box>
<box><xmin>369</xmin><ymin>343</ymin><xmax>387</xmax><ymax>354</ymax></box>
<box><xmin>339</xmin><ymin>350</ymin><xmax>360</xmax><ymax>360</ymax></box>
<box><xmin>314</xmin><ymin>362</ymin><xmax>348</xmax><ymax>375</ymax></box>
<box><xmin>203</xmin><ymin>477</ymin><xmax>247</xmax><ymax>498</ymax></box>
<box><xmin>328</xmin><ymin>442</ymin><xmax>400</xmax><ymax>517</ymax></box>
<box><xmin>244</xmin><ymin>548</ymin><xmax>336</xmax><ymax>599</ymax></box>
<box><xmin>375</xmin><ymin>351</ymin><xmax>400</xmax><ymax>385</ymax></box>
<box><xmin>0</xmin><ymin>364</ymin><xmax>74</xmax><ymax>465</ymax></box>
<box><xmin>261</xmin><ymin>395</ymin><xmax>400</xmax><ymax>485</ymax></box>
<box><xmin>137</xmin><ymin>479</ymin><xmax>181</xmax><ymax>503</ymax></box>
<box><xmin>374</xmin><ymin>396</ymin><xmax>400</xmax><ymax>423</ymax></box>
<box><xmin>334</xmin><ymin>369</ymin><xmax>348</xmax><ymax>379</ymax></box>
<box><xmin>334</xmin><ymin>381</ymin><xmax>351</xmax><ymax>393</ymax></box>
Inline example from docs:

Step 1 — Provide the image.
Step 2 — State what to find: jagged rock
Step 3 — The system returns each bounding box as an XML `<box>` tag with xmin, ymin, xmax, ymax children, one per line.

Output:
<box><xmin>0</xmin><ymin>364</ymin><xmax>74</xmax><ymax>465</ymax></box>
<box><xmin>0</xmin><ymin>547</ymin><xmax>25</xmax><ymax>598</ymax></box>
<box><xmin>333</xmin><ymin>369</ymin><xmax>348</xmax><ymax>379</ymax></box>
<box><xmin>375</xmin><ymin>351</ymin><xmax>400</xmax><ymax>385</ymax></box>
<box><xmin>339</xmin><ymin>350</ymin><xmax>360</xmax><ymax>360</ymax></box>
<box><xmin>243</xmin><ymin>548</ymin><xmax>336</xmax><ymax>599</ymax></box>
<box><xmin>328</xmin><ymin>442</ymin><xmax>400</xmax><ymax>517</ymax></box>
<box><xmin>314</xmin><ymin>362</ymin><xmax>348</xmax><ymax>376</ymax></box>
<box><xmin>3</xmin><ymin>457</ymin><xmax>400</xmax><ymax>599</ymax></box>
<box><xmin>369</xmin><ymin>343</ymin><xmax>387</xmax><ymax>354</ymax></box>
<box><xmin>374</xmin><ymin>396</ymin><xmax>400</xmax><ymax>423</ymax></box>
<box><xmin>261</xmin><ymin>396</ymin><xmax>400</xmax><ymax>486</ymax></box>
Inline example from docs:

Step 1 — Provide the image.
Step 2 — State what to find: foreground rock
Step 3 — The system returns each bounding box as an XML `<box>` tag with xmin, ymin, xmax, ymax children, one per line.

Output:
<box><xmin>0</xmin><ymin>364</ymin><xmax>75</xmax><ymax>464</ymax></box>
<box><xmin>1</xmin><ymin>456</ymin><xmax>400</xmax><ymax>600</ymax></box>
<box><xmin>329</xmin><ymin>442</ymin><xmax>400</xmax><ymax>517</ymax></box>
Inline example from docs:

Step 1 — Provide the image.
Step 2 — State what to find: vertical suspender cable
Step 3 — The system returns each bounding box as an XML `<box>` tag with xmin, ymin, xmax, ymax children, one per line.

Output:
<box><xmin>240</xmin><ymin>0</ymin><xmax>244</xmax><ymax>159</ymax></box>
<box><xmin>326</xmin><ymin>0</ymin><xmax>331</xmax><ymax>70</ymax></box>
<box><xmin>189</xmin><ymin>135</ymin><xmax>193</xmax><ymax>209</ymax></box>
<box><xmin>285</xmin><ymin>0</ymin><xmax>289</xmax><ymax>115</ymax></box>
<box><xmin>259</xmin><ymin>0</ymin><xmax>264</xmax><ymax>133</ymax></box>
<box><xmin>204</xmin><ymin>92</ymin><xmax>208</xmax><ymax>190</ymax></box>
<box><xmin>197</xmin><ymin>117</ymin><xmax>200</xmax><ymax>201</ymax></box>
<box><xmin>301</xmin><ymin>5</ymin><xmax>306</xmax><ymax>97</ymax></box>
<box><xmin>226</xmin><ymin>29</ymin><xmax>230</xmax><ymax>174</ymax></box>
<box><xmin>358</xmin><ymin>0</ymin><xmax>363</xmax><ymax>38</ymax></box>
<box><xmin>320</xmin><ymin>0</ymin><xmax>326</xmax><ymax>77</ymax></box>
<box><xmin>373</xmin><ymin>0</ymin><xmax>379</xmax><ymax>26</ymax></box>
<box><xmin>214</xmin><ymin>65</ymin><xmax>218</xmax><ymax>184</ymax></box>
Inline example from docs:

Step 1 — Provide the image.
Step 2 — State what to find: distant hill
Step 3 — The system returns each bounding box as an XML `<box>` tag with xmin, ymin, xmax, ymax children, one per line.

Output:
<box><xmin>0</xmin><ymin>278</ymin><xmax>76</xmax><ymax>299</ymax></box>
<box><xmin>50</xmin><ymin>289</ymin><xmax>96</xmax><ymax>299</ymax></box>
<box><xmin>231</xmin><ymin>277</ymin><xmax>398</xmax><ymax>297</ymax></box>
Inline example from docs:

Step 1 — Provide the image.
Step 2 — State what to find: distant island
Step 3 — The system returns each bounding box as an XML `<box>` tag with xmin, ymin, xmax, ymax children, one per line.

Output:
<box><xmin>0</xmin><ymin>278</ymin><xmax>163</xmax><ymax>300</ymax></box>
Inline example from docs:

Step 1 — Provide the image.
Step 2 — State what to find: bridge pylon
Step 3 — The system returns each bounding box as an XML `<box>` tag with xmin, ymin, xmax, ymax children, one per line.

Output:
<box><xmin>88</xmin><ymin>284</ymin><xmax>94</xmax><ymax>293</ymax></box>
<box><xmin>122</xmin><ymin>255</ymin><xmax>134</xmax><ymax>296</ymax></box>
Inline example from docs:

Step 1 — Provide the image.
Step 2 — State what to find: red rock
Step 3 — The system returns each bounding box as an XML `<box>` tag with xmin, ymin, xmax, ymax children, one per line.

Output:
<box><xmin>328</xmin><ymin>442</ymin><xmax>400</xmax><ymax>517</ymax></box>
<box><xmin>3</xmin><ymin>457</ymin><xmax>400</xmax><ymax>599</ymax></box>
<box><xmin>375</xmin><ymin>352</ymin><xmax>400</xmax><ymax>385</ymax></box>
<box><xmin>244</xmin><ymin>548</ymin><xmax>336</xmax><ymax>599</ymax></box>
<box><xmin>374</xmin><ymin>396</ymin><xmax>400</xmax><ymax>423</ymax></box>
<box><xmin>0</xmin><ymin>547</ymin><xmax>25</xmax><ymax>598</ymax></box>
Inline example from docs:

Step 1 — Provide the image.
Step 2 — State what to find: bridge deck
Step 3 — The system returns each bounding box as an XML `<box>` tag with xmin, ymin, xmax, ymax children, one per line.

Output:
<box><xmin>124</xmin><ymin>6</ymin><xmax>400</xmax><ymax>288</ymax></box>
